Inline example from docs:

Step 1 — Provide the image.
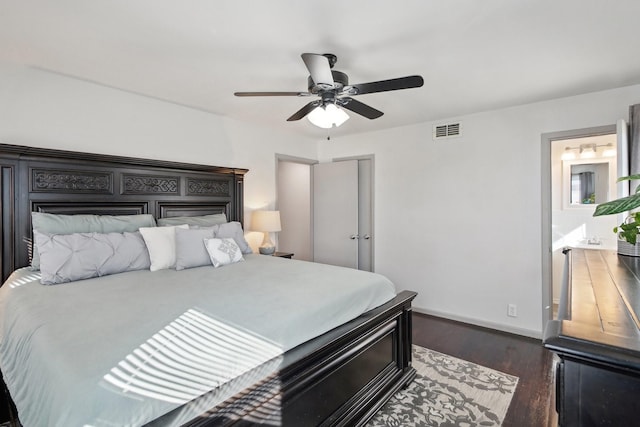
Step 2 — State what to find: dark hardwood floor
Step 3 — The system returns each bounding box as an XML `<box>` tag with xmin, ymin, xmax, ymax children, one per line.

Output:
<box><xmin>413</xmin><ymin>313</ymin><xmax>555</xmax><ymax>427</ymax></box>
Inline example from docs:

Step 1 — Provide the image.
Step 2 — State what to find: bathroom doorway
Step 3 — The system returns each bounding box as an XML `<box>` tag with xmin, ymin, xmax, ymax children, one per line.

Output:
<box><xmin>550</xmin><ymin>133</ymin><xmax>617</xmax><ymax>315</ymax></box>
<box><xmin>541</xmin><ymin>123</ymin><xmax>625</xmax><ymax>332</ymax></box>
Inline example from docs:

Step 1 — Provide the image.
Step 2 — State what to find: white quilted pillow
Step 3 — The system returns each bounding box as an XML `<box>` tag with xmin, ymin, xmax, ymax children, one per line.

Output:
<box><xmin>203</xmin><ymin>238</ymin><xmax>244</xmax><ymax>268</ymax></box>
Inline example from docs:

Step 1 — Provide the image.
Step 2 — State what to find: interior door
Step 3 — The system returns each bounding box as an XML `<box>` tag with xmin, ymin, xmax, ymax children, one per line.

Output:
<box><xmin>313</xmin><ymin>160</ymin><xmax>359</xmax><ymax>268</ymax></box>
<box><xmin>358</xmin><ymin>159</ymin><xmax>373</xmax><ymax>272</ymax></box>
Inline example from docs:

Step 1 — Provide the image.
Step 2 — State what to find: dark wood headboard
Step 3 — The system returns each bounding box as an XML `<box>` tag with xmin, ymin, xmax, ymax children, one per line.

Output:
<box><xmin>0</xmin><ymin>143</ymin><xmax>248</xmax><ymax>281</ymax></box>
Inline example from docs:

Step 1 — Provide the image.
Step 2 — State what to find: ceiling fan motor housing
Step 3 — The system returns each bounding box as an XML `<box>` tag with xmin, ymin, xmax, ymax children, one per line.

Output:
<box><xmin>323</xmin><ymin>53</ymin><xmax>338</xmax><ymax>68</ymax></box>
<box><xmin>308</xmin><ymin>70</ymin><xmax>349</xmax><ymax>93</ymax></box>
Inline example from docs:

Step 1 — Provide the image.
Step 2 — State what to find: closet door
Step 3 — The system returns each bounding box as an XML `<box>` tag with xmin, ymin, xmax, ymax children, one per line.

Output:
<box><xmin>313</xmin><ymin>161</ymin><xmax>359</xmax><ymax>268</ymax></box>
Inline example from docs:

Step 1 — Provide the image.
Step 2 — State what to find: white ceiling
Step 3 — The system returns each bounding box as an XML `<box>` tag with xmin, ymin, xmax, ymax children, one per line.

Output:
<box><xmin>2</xmin><ymin>0</ymin><xmax>640</xmax><ymax>138</ymax></box>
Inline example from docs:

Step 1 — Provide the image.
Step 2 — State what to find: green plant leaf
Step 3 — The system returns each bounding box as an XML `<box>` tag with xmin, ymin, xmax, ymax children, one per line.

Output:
<box><xmin>616</xmin><ymin>175</ymin><xmax>640</xmax><ymax>183</ymax></box>
<box><xmin>627</xmin><ymin>231</ymin><xmax>638</xmax><ymax>245</ymax></box>
<box><xmin>614</xmin><ymin>175</ymin><xmax>640</xmax><ymax>194</ymax></box>
<box><xmin>621</xmin><ymin>222</ymin><xmax>639</xmax><ymax>230</ymax></box>
<box><xmin>593</xmin><ymin>193</ymin><xmax>640</xmax><ymax>216</ymax></box>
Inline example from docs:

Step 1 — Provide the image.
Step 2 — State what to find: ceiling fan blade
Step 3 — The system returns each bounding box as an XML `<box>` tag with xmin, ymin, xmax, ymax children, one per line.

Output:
<box><xmin>287</xmin><ymin>101</ymin><xmax>321</xmax><ymax>121</ymax></box>
<box><xmin>338</xmin><ymin>97</ymin><xmax>384</xmax><ymax>119</ymax></box>
<box><xmin>234</xmin><ymin>91</ymin><xmax>310</xmax><ymax>97</ymax></box>
<box><xmin>301</xmin><ymin>53</ymin><xmax>334</xmax><ymax>87</ymax></box>
<box><xmin>346</xmin><ymin>75</ymin><xmax>424</xmax><ymax>95</ymax></box>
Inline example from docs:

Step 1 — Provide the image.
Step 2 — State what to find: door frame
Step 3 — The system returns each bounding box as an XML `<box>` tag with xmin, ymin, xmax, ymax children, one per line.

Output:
<box><xmin>275</xmin><ymin>154</ymin><xmax>318</xmax><ymax>261</ymax></box>
<box><xmin>541</xmin><ymin>124</ymin><xmax>616</xmax><ymax>334</ymax></box>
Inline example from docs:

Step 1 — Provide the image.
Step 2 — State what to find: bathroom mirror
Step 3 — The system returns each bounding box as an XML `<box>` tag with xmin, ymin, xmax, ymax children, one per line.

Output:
<box><xmin>562</xmin><ymin>158</ymin><xmax>616</xmax><ymax>209</ymax></box>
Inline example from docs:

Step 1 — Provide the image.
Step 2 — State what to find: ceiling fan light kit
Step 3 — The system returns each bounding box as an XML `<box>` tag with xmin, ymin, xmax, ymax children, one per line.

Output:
<box><xmin>234</xmin><ymin>53</ymin><xmax>424</xmax><ymax>129</ymax></box>
<box><xmin>307</xmin><ymin>103</ymin><xmax>350</xmax><ymax>129</ymax></box>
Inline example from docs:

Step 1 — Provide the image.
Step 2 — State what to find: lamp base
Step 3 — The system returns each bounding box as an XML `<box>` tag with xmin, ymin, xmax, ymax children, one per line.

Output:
<box><xmin>259</xmin><ymin>246</ymin><xmax>276</xmax><ymax>255</ymax></box>
<box><xmin>259</xmin><ymin>231</ymin><xmax>276</xmax><ymax>255</ymax></box>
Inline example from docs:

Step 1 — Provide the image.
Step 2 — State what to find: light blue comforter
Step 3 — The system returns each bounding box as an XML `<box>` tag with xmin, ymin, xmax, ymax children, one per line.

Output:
<box><xmin>0</xmin><ymin>255</ymin><xmax>395</xmax><ymax>426</ymax></box>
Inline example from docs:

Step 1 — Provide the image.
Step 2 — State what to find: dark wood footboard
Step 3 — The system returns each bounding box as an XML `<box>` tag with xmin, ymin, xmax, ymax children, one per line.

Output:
<box><xmin>281</xmin><ymin>290</ymin><xmax>416</xmax><ymax>426</ymax></box>
<box><xmin>181</xmin><ymin>290</ymin><xmax>417</xmax><ymax>426</ymax></box>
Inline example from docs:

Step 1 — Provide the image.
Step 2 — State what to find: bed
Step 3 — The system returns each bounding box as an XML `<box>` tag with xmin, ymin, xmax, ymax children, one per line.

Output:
<box><xmin>0</xmin><ymin>144</ymin><xmax>416</xmax><ymax>426</ymax></box>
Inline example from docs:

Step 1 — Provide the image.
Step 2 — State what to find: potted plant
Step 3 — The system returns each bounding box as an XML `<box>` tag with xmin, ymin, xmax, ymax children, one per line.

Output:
<box><xmin>593</xmin><ymin>175</ymin><xmax>640</xmax><ymax>255</ymax></box>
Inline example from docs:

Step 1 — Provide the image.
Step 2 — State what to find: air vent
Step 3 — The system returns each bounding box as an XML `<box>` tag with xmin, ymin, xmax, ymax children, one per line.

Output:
<box><xmin>433</xmin><ymin>122</ymin><xmax>462</xmax><ymax>140</ymax></box>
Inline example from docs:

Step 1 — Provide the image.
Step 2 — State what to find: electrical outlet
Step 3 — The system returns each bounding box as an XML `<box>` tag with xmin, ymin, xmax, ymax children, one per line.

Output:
<box><xmin>508</xmin><ymin>304</ymin><xmax>517</xmax><ymax>317</ymax></box>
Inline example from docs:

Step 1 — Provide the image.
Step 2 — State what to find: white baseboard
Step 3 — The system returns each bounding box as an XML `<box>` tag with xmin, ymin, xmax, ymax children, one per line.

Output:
<box><xmin>413</xmin><ymin>306</ymin><xmax>542</xmax><ymax>340</ymax></box>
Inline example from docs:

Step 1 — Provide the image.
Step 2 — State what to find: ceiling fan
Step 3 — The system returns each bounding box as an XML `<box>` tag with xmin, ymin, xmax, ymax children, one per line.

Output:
<box><xmin>234</xmin><ymin>53</ymin><xmax>424</xmax><ymax>128</ymax></box>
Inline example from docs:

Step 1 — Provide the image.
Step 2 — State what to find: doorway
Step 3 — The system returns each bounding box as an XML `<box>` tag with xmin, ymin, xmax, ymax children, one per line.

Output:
<box><xmin>541</xmin><ymin>124</ymin><xmax>622</xmax><ymax>333</ymax></box>
<box><xmin>275</xmin><ymin>154</ymin><xmax>375</xmax><ymax>271</ymax></box>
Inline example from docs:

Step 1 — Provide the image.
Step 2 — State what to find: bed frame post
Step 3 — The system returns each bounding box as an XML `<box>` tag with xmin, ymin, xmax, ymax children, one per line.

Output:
<box><xmin>401</xmin><ymin>301</ymin><xmax>414</xmax><ymax>375</ymax></box>
<box><xmin>0</xmin><ymin>372</ymin><xmax>17</xmax><ymax>426</ymax></box>
<box><xmin>0</xmin><ymin>157</ymin><xmax>17</xmax><ymax>282</ymax></box>
<box><xmin>234</xmin><ymin>170</ymin><xmax>245</xmax><ymax>227</ymax></box>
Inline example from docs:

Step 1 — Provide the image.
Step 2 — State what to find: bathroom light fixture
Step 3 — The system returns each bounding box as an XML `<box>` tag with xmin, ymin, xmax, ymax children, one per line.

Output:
<box><xmin>580</xmin><ymin>144</ymin><xmax>596</xmax><ymax>159</ymax></box>
<box><xmin>561</xmin><ymin>143</ymin><xmax>615</xmax><ymax>160</ymax></box>
<box><xmin>307</xmin><ymin>103</ymin><xmax>350</xmax><ymax>129</ymax></box>
<box><xmin>601</xmin><ymin>143</ymin><xmax>616</xmax><ymax>157</ymax></box>
<box><xmin>561</xmin><ymin>147</ymin><xmax>576</xmax><ymax>160</ymax></box>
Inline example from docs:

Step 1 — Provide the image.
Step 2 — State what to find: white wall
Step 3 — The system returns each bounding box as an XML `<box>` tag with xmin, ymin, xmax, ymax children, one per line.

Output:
<box><xmin>0</xmin><ymin>62</ymin><xmax>318</xmax><ymax>251</ymax></box>
<box><xmin>318</xmin><ymin>84</ymin><xmax>640</xmax><ymax>337</ymax></box>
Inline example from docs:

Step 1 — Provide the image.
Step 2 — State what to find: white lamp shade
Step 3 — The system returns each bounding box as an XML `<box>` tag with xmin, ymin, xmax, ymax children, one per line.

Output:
<box><xmin>252</xmin><ymin>210</ymin><xmax>281</xmax><ymax>232</ymax></box>
<box><xmin>307</xmin><ymin>104</ymin><xmax>350</xmax><ymax>129</ymax></box>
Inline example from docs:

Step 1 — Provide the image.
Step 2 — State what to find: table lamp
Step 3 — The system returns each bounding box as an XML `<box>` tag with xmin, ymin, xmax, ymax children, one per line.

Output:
<box><xmin>252</xmin><ymin>210</ymin><xmax>281</xmax><ymax>255</ymax></box>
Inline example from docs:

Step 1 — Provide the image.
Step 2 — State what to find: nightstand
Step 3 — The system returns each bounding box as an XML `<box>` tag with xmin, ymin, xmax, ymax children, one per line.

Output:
<box><xmin>273</xmin><ymin>252</ymin><xmax>294</xmax><ymax>259</ymax></box>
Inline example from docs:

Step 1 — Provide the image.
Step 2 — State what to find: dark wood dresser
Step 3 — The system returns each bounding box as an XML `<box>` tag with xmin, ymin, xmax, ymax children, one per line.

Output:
<box><xmin>544</xmin><ymin>248</ymin><xmax>640</xmax><ymax>427</ymax></box>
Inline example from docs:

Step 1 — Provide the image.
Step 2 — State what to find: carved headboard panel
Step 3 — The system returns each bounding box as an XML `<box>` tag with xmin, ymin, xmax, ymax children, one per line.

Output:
<box><xmin>0</xmin><ymin>144</ymin><xmax>247</xmax><ymax>281</ymax></box>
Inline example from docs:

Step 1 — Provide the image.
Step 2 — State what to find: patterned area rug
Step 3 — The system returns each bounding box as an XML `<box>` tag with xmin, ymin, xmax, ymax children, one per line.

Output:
<box><xmin>368</xmin><ymin>345</ymin><xmax>518</xmax><ymax>426</ymax></box>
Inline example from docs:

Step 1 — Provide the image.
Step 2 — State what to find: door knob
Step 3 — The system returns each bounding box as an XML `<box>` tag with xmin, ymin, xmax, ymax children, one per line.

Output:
<box><xmin>350</xmin><ymin>234</ymin><xmax>359</xmax><ymax>240</ymax></box>
<box><xmin>363</xmin><ymin>234</ymin><xmax>371</xmax><ymax>240</ymax></box>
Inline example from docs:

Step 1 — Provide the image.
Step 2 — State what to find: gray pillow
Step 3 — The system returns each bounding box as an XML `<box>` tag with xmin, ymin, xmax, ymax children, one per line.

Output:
<box><xmin>175</xmin><ymin>227</ymin><xmax>216</xmax><ymax>270</ymax></box>
<box><xmin>157</xmin><ymin>213</ymin><xmax>227</xmax><ymax>227</ymax></box>
<box><xmin>34</xmin><ymin>230</ymin><xmax>151</xmax><ymax>285</ymax></box>
<box><xmin>214</xmin><ymin>221</ymin><xmax>253</xmax><ymax>254</ymax></box>
<box><xmin>31</xmin><ymin>212</ymin><xmax>156</xmax><ymax>269</ymax></box>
